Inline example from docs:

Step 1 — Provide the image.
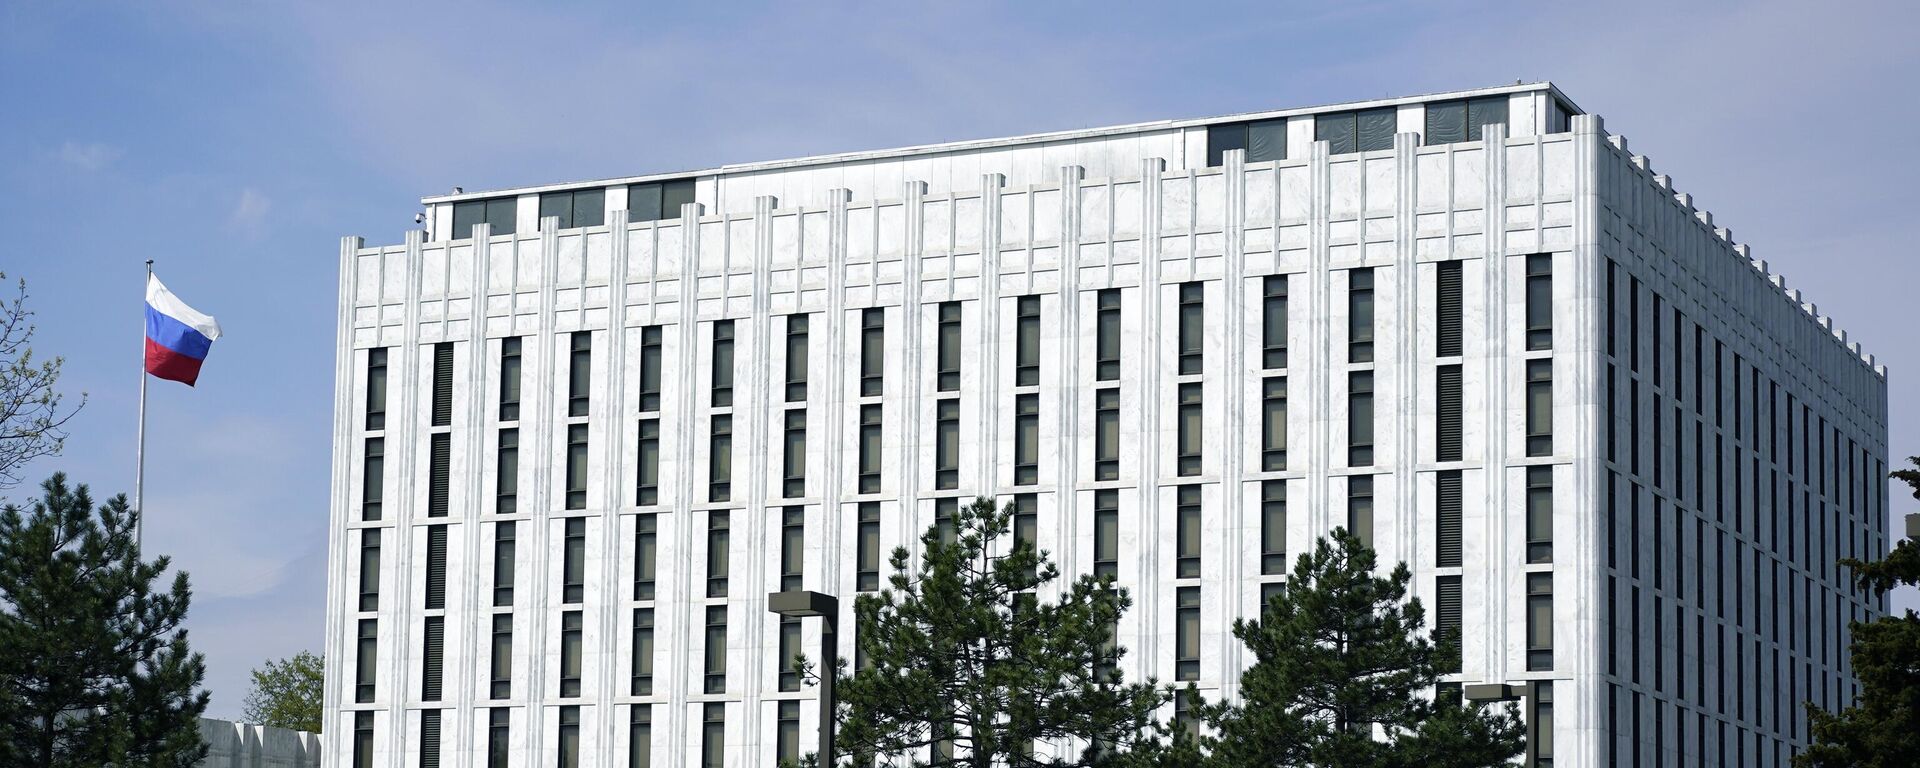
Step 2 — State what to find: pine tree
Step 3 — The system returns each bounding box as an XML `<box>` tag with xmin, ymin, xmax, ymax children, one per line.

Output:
<box><xmin>1797</xmin><ymin>457</ymin><xmax>1920</xmax><ymax>767</ymax></box>
<box><xmin>0</xmin><ymin>473</ymin><xmax>210</xmax><ymax>767</ymax></box>
<box><xmin>242</xmin><ymin>650</ymin><xmax>325</xmax><ymax>733</ymax></box>
<box><xmin>826</xmin><ymin>496</ymin><xmax>1168</xmax><ymax>767</ymax></box>
<box><xmin>1201</xmin><ymin>528</ymin><xmax>1523</xmax><ymax>768</ymax></box>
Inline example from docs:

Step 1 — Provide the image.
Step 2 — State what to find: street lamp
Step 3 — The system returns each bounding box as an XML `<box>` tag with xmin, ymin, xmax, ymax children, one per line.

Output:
<box><xmin>769</xmin><ymin>590</ymin><xmax>839</xmax><ymax>767</ymax></box>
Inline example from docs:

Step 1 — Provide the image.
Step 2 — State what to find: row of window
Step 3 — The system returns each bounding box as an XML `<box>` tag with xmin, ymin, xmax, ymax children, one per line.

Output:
<box><xmin>446</xmin><ymin>178</ymin><xmax>697</xmax><ymax>239</ymax></box>
<box><xmin>1204</xmin><ymin>96</ymin><xmax>1539</xmax><ymax>165</ymax></box>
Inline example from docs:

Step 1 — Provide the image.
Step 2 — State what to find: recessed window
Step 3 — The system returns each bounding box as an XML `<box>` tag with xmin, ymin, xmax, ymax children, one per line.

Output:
<box><xmin>1262</xmin><ymin>376</ymin><xmax>1287</xmax><ymax>472</ymax></box>
<box><xmin>559</xmin><ymin>611</ymin><xmax>582</xmax><ymax>698</ymax></box>
<box><xmin>707</xmin><ymin>511</ymin><xmax>730</xmax><ymax>599</ymax></box>
<box><xmin>857</xmin><ymin>502</ymin><xmax>881</xmax><ymax>592</ymax></box>
<box><xmin>562</xmin><ymin>517</ymin><xmax>585</xmax><ymax>604</ymax></box>
<box><xmin>633</xmin><ymin>514</ymin><xmax>657</xmax><ymax>601</ymax></box>
<box><xmin>499</xmin><ymin>337</ymin><xmax>521</xmax><ymax>421</ymax></box>
<box><xmin>935</xmin><ymin>399</ymin><xmax>959</xmax><ymax>490</ymax></box>
<box><xmin>783</xmin><ymin>409</ymin><xmax>806</xmax><ymax>499</ymax></box>
<box><xmin>565</xmin><ymin>424</ymin><xmax>588</xmax><ymax>510</ymax></box>
<box><xmin>1527</xmin><ymin>466</ymin><xmax>1553</xmax><ymax>564</ymax></box>
<box><xmin>364</xmin><ymin>348</ymin><xmax>387</xmax><ymax>430</ymax></box>
<box><xmin>785</xmin><ymin>314</ymin><xmax>809</xmax><ymax>402</ymax></box>
<box><xmin>452</xmin><ymin>197</ymin><xmax>516</xmax><ymax>238</ymax></box>
<box><xmin>1015</xmin><ymin>296</ymin><xmax>1040</xmax><ymax>387</ymax></box>
<box><xmin>1175</xmin><ymin>587</ymin><xmax>1200</xmax><ymax>681</ymax></box>
<box><xmin>1094</xmin><ymin>388</ymin><xmax>1119</xmax><ymax>481</ymax></box>
<box><xmin>1096</xmin><ymin>289</ymin><xmax>1121</xmax><ymax>381</ymax></box>
<box><xmin>704</xmin><ymin>606</ymin><xmax>728</xmax><ymax>694</ymax></box>
<box><xmin>496</xmin><ymin>428</ymin><xmax>519</xmax><ymax>514</ymax></box>
<box><xmin>1261</xmin><ymin>480</ymin><xmax>1286</xmax><ymax>575</ymax></box>
<box><xmin>1178</xmin><ymin>283</ymin><xmax>1203</xmax><ymax>375</ymax></box>
<box><xmin>1316</xmin><ymin>107</ymin><xmax>1396</xmax><ymax>155</ymax></box>
<box><xmin>1176</xmin><ymin>486</ymin><xmax>1201</xmax><ymax>579</ymax></box>
<box><xmin>1093</xmin><ymin>490</ymin><xmax>1118</xmax><ymax>580</ymax></box>
<box><xmin>1422</xmin><ymin>96</ymin><xmax>1509</xmax><ymax>145</ymax></box>
<box><xmin>1205</xmin><ymin>118</ymin><xmax>1287</xmax><ymax>167</ymax></box>
<box><xmin>538</xmin><ymin>188</ymin><xmax>606</xmax><ymax>230</ymax></box>
<box><xmin>1348</xmin><ymin>371</ymin><xmax>1375</xmax><ymax>467</ymax></box>
<box><xmin>1347</xmin><ymin>475</ymin><xmax>1374</xmax><ymax>549</ymax></box>
<box><xmin>1527</xmin><ymin>359</ymin><xmax>1553</xmax><ymax>457</ymax></box>
<box><xmin>858</xmin><ymin>404</ymin><xmax>882</xmax><ymax>494</ymax></box>
<box><xmin>708</xmin><ymin>414</ymin><xmax>732</xmax><ymax>503</ymax></box>
<box><xmin>628</xmin><ymin>178</ymin><xmax>697</xmax><ymax>223</ymax></box>
<box><xmin>1527</xmin><ymin>573</ymin><xmax>1554</xmax><ymax>670</ymax></box>
<box><xmin>1263</xmin><ymin>276</ymin><xmax>1288</xmax><ymax>369</ymax></box>
<box><xmin>490</xmin><ymin>613</ymin><xmax>512</xmax><ymax>699</ymax></box>
<box><xmin>1177</xmin><ymin>383</ymin><xmax>1203</xmax><ymax>477</ymax></box>
<box><xmin>937</xmin><ymin>303</ymin><xmax>962</xmax><ymax>392</ymax></box>
<box><xmin>711</xmin><ymin>320</ymin><xmax>735</xmax><ymax>408</ymax></box>
<box><xmin>638</xmin><ymin>326</ymin><xmax>663</xmax><ymax>413</ymax></box>
<box><xmin>631</xmin><ymin>610</ymin><xmax>655</xmax><ymax>695</ymax></box>
<box><xmin>1348</xmin><ymin>269</ymin><xmax>1375</xmax><ymax>363</ymax></box>
<box><xmin>635</xmin><ymin>419</ymin><xmax>659</xmax><ymax>506</ymax></box>
<box><xmin>361</xmin><ymin>437</ymin><xmax>383</xmax><ymax>522</ymax></box>
<box><xmin>358</xmin><ymin>529</ymin><xmax>380</xmax><ymax>612</ymax></box>
<box><xmin>493</xmin><ymin>522</ymin><xmax>515</xmax><ymax>607</ymax></box>
<box><xmin>569</xmin><ymin>332</ymin><xmax>592</xmax><ymax>417</ymax></box>
<box><xmin>861</xmin><ymin>308</ymin><xmax>886</xmax><ymax>397</ymax></box>
<box><xmin>1013</xmin><ymin>394</ymin><xmax>1038</xmax><ymax>486</ymax></box>
<box><xmin>1526</xmin><ymin>254</ymin><xmax>1553</xmax><ymax>351</ymax></box>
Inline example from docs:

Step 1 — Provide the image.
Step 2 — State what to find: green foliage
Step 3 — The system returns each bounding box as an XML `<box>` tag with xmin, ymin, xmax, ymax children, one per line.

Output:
<box><xmin>0</xmin><ymin>473</ymin><xmax>209</xmax><ymax>767</ymax></box>
<box><xmin>242</xmin><ymin>650</ymin><xmax>325</xmax><ymax>733</ymax></box>
<box><xmin>1197</xmin><ymin>529</ymin><xmax>1524</xmax><ymax>768</ymax></box>
<box><xmin>1797</xmin><ymin>457</ymin><xmax>1920</xmax><ymax>767</ymax></box>
<box><xmin>826</xmin><ymin>496</ymin><xmax>1168</xmax><ymax>767</ymax></box>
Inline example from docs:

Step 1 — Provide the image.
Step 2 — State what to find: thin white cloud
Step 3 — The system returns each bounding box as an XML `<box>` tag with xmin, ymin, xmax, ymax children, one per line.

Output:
<box><xmin>57</xmin><ymin>140</ymin><xmax>121</xmax><ymax>171</ymax></box>
<box><xmin>226</xmin><ymin>187</ymin><xmax>272</xmax><ymax>239</ymax></box>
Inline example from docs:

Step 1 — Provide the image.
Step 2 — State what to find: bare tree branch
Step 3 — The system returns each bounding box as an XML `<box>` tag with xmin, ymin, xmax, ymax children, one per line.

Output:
<box><xmin>0</xmin><ymin>273</ymin><xmax>86</xmax><ymax>489</ymax></box>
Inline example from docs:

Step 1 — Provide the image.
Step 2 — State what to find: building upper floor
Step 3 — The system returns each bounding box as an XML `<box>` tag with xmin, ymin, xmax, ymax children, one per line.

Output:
<box><xmin>419</xmin><ymin>82</ymin><xmax>1579</xmax><ymax>238</ymax></box>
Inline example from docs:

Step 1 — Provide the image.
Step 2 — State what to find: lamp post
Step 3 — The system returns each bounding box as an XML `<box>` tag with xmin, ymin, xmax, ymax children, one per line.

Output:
<box><xmin>769</xmin><ymin>590</ymin><xmax>839</xmax><ymax>767</ymax></box>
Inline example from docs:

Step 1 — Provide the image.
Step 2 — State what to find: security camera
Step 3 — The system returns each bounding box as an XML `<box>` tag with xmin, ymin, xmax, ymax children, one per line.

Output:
<box><xmin>414</xmin><ymin>212</ymin><xmax>426</xmax><ymax>224</ymax></box>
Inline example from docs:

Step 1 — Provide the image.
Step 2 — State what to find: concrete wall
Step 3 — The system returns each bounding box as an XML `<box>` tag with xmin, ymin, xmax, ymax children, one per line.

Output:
<box><xmin>198</xmin><ymin>719</ymin><xmax>320</xmax><ymax>768</ymax></box>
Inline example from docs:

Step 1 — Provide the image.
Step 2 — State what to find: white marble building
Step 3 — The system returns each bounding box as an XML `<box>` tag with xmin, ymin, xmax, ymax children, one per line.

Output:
<box><xmin>321</xmin><ymin>82</ymin><xmax>1890</xmax><ymax>768</ymax></box>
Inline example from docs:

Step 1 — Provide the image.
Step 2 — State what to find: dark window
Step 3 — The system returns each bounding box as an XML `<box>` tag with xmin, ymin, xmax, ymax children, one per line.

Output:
<box><xmin>780</xmin><ymin>506</ymin><xmax>803</xmax><ymax>592</ymax></box>
<box><xmin>1349</xmin><ymin>269</ymin><xmax>1375</xmax><ymax>363</ymax></box>
<box><xmin>1423</xmin><ymin>96</ymin><xmax>1509</xmax><ymax>145</ymax></box>
<box><xmin>562</xmin><ymin>517</ymin><xmax>585</xmax><ymax>604</ymax></box>
<box><xmin>1526</xmin><ymin>254</ymin><xmax>1552</xmax><ymax>350</ymax></box>
<box><xmin>1205</xmin><ymin>118</ymin><xmax>1287</xmax><ymax>167</ymax></box>
<box><xmin>1177</xmin><ymin>383</ymin><xmax>1203</xmax><ymax>476</ymax></box>
<box><xmin>568</xmin><ymin>332</ymin><xmax>591</xmax><ymax>417</ymax></box>
<box><xmin>420</xmin><ymin>709</ymin><xmax>441</xmax><ymax>768</ymax></box>
<box><xmin>629</xmin><ymin>706</ymin><xmax>652</xmax><ymax>768</ymax></box>
<box><xmin>365</xmin><ymin>348</ymin><xmax>387</xmax><ymax>430</ymax></box>
<box><xmin>701</xmin><ymin>704</ymin><xmax>725</xmax><ymax>768</ymax></box>
<box><xmin>628</xmin><ymin>179</ymin><xmax>696</xmax><ymax>223</ymax></box>
<box><xmin>1013</xmin><ymin>494</ymin><xmax>1038</xmax><ymax>582</ymax></box>
<box><xmin>1261</xmin><ymin>480</ymin><xmax>1286</xmax><ymax>575</ymax></box>
<box><xmin>431</xmin><ymin>342</ymin><xmax>453</xmax><ymax>427</ymax></box>
<box><xmin>937</xmin><ymin>303</ymin><xmax>961</xmax><ymax>392</ymax></box>
<box><xmin>354</xmin><ymin>711</ymin><xmax>374</xmax><ymax>768</ymax></box>
<box><xmin>638</xmin><ymin>326</ymin><xmax>662</xmax><ymax>412</ymax></box>
<box><xmin>709</xmin><ymin>414</ymin><xmax>732</xmax><ymax>502</ymax></box>
<box><xmin>489</xmin><ymin>709</ymin><xmax>510</xmax><ymax>768</ymax></box>
<box><xmin>1436</xmin><ymin>261</ymin><xmax>1462</xmax><ymax>357</ymax></box>
<box><xmin>496</xmin><ymin>428</ymin><xmax>518</xmax><ymax>514</ymax></box>
<box><xmin>490</xmin><ymin>613</ymin><xmax>511</xmax><ymax>699</ymax></box>
<box><xmin>783</xmin><ymin>409</ymin><xmax>806</xmax><ymax>498</ymax></box>
<box><xmin>1528</xmin><ymin>573</ymin><xmax>1553</xmax><ymax>670</ymax></box>
<box><xmin>1015</xmin><ymin>295</ymin><xmax>1040</xmax><ymax>387</ymax></box>
<box><xmin>777</xmin><ymin>700</ymin><xmax>800</xmax><ymax>765</ymax></box>
<box><xmin>538</xmin><ymin>188</ymin><xmax>606</xmax><ymax>230</ymax></box>
<box><xmin>500</xmin><ymin>337</ymin><xmax>522</xmax><ymax>421</ymax></box>
<box><xmin>557</xmin><ymin>706</ymin><xmax>580</xmax><ymax>768</ymax></box>
<box><xmin>1094</xmin><ymin>388</ymin><xmax>1119</xmax><ymax>481</ymax></box>
<box><xmin>704</xmin><ymin>606</ymin><xmax>727</xmax><ymax>693</ymax></box>
<box><xmin>1096</xmin><ymin>290</ymin><xmax>1122</xmax><ymax>381</ymax></box>
<box><xmin>1348</xmin><ymin>370</ymin><xmax>1375</xmax><ymax>466</ymax></box>
<box><xmin>631</xmin><ymin>608</ymin><xmax>654</xmax><ymax>696</ymax></box>
<box><xmin>424</xmin><ymin>525</ymin><xmax>447</xmax><ymax>609</ymax></box>
<box><xmin>1437</xmin><ymin>364</ymin><xmax>1463</xmax><ymax>462</ymax></box>
<box><xmin>1093</xmin><ymin>490</ymin><xmax>1119</xmax><ymax>580</ymax></box>
<box><xmin>355</xmin><ymin>619</ymin><xmax>377</xmax><ymax>703</ymax></box>
<box><xmin>857</xmin><ymin>502</ymin><xmax>881</xmax><ymax>591</ymax></box>
<box><xmin>559</xmin><ymin>611</ymin><xmax>582</xmax><ymax>698</ymax></box>
<box><xmin>1528</xmin><ymin>466</ymin><xmax>1553</xmax><ymax>564</ymax></box>
<box><xmin>633</xmin><ymin>514</ymin><xmax>657</xmax><ymax>601</ymax></box>
<box><xmin>1176</xmin><ymin>485</ymin><xmax>1201</xmax><ymax>579</ymax></box>
<box><xmin>361</xmin><ymin>437</ymin><xmax>383</xmax><ymax>521</ymax></box>
<box><xmin>707</xmin><ymin>511</ymin><xmax>730</xmax><ymax>598</ymax></box>
<box><xmin>1263</xmin><ymin>275</ymin><xmax>1288</xmax><ymax>369</ymax></box>
<box><xmin>1175</xmin><ymin>586</ymin><xmax>1200</xmax><ymax>680</ymax></box>
<box><xmin>711</xmin><ymin>320</ymin><xmax>734</xmax><ymax>407</ymax></box>
<box><xmin>452</xmin><ymin>197</ymin><xmax>517</xmax><ymax>238</ymax></box>
<box><xmin>1437</xmin><ymin>470</ymin><xmax>1462</xmax><ymax>568</ymax></box>
<box><xmin>1178</xmin><ymin>282</ymin><xmax>1203</xmax><ymax>375</ymax></box>
<box><xmin>1436</xmin><ymin>575</ymin><xmax>1462</xmax><ymax>672</ymax></box>
<box><xmin>861</xmin><ymin>308</ymin><xmax>885</xmax><ymax>396</ymax></box>
<box><xmin>428</xmin><ymin>433</ymin><xmax>450</xmax><ymax>518</ymax></box>
<box><xmin>858</xmin><ymin>404</ymin><xmax>882</xmax><ymax>493</ymax></box>
<box><xmin>1014</xmin><ymin>394</ymin><xmax>1038</xmax><ymax>486</ymax></box>
<box><xmin>934</xmin><ymin>498</ymin><xmax>958</xmax><ymax>545</ymax></box>
<box><xmin>785</xmin><ymin>314</ymin><xmax>808</xmax><ymax>402</ymax></box>
<box><xmin>493</xmin><ymin>522</ymin><xmax>515</xmax><ymax>607</ymax></box>
<box><xmin>1262</xmin><ymin>376</ymin><xmax>1288</xmax><ymax>471</ymax></box>
<box><xmin>935</xmin><ymin>399</ymin><xmax>959</xmax><ymax>490</ymax></box>
<box><xmin>358</xmin><ymin>528</ymin><xmax>380</xmax><ymax>612</ymax></box>
<box><xmin>565</xmin><ymin>424</ymin><xmax>588</xmax><ymax>509</ymax></box>
<box><xmin>635</xmin><ymin>419</ymin><xmax>659</xmax><ymax>506</ymax></box>
<box><xmin>1348</xmin><ymin>475</ymin><xmax>1375</xmax><ymax>549</ymax></box>
<box><xmin>1531</xmin><ymin>682</ymin><xmax>1555</xmax><ymax>766</ymax></box>
<box><xmin>1527</xmin><ymin>359</ymin><xmax>1553</xmax><ymax>456</ymax></box>
<box><xmin>1317</xmin><ymin>107</ymin><xmax>1395</xmax><ymax>154</ymax></box>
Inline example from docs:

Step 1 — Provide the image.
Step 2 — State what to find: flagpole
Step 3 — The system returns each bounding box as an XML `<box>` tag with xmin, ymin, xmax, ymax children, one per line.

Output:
<box><xmin>135</xmin><ymin>259</ymin><xmax>152</xmax><ymax>552</ymax></box>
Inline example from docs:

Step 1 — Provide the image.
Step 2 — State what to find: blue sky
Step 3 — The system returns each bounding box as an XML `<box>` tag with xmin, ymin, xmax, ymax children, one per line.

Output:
<box><xmin>1</xmin><ymin>0</ymin><xmax>1915</xmax><ymax>718</ymax></box>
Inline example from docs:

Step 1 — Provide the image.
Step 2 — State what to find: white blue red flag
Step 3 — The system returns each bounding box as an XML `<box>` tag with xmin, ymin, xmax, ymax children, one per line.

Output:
<box><xmin>144</xmin><ymin>274</ymin><xmax>222</xmax><ymax>386</ymax></box>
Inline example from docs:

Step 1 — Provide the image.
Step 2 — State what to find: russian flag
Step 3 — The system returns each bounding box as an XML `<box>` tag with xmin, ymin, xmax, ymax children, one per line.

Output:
<box><xmin>145</xmin><ymin>274</ymin><xmax>222</xmax><ymax>386</ymax></box>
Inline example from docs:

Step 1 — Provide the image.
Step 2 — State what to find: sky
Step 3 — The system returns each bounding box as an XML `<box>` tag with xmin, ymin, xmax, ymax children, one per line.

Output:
<box><xmin>0</xmin><ymin>0</ymin><xmax>1915</xmax><ymax>719</ymax></box>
